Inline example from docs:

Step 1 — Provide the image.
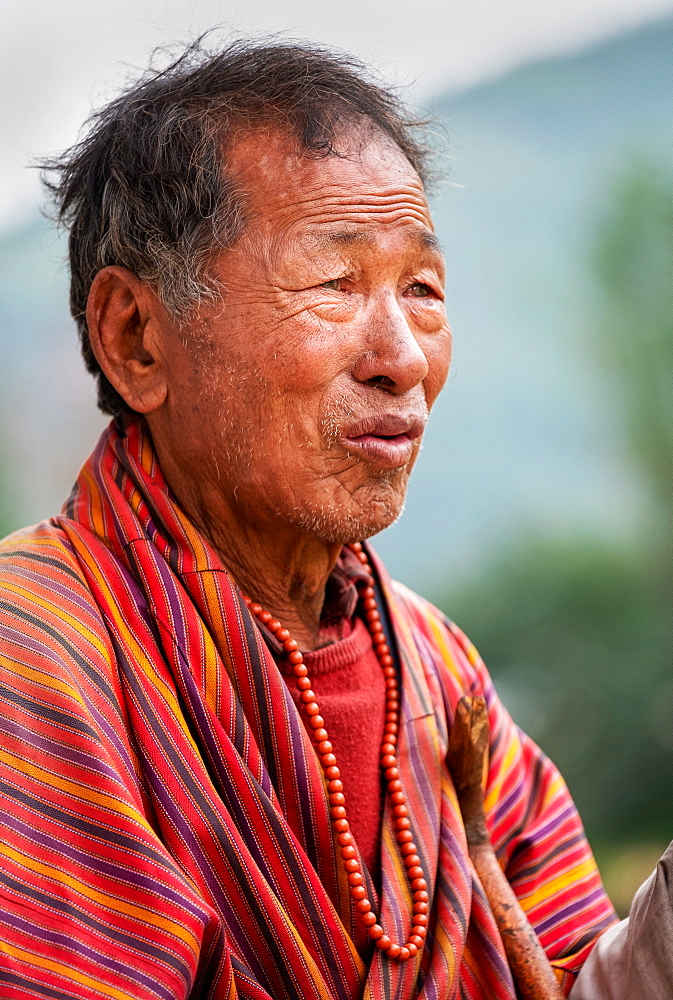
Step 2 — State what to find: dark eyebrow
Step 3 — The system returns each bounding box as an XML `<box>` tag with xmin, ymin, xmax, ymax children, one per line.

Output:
<box><xmin>313</xmin><ymin>228</ymin><xmax>444</xmax><ymax>255</ymax></box>
<box><xmin>419</xmin><ymin>231</ymin><xmax>443</xmax><ymax>253</ymax></box>
<box><xmin>319</xmin><ymin>230</ymin><xmax>372</xmax><ymax>246</ymax></box>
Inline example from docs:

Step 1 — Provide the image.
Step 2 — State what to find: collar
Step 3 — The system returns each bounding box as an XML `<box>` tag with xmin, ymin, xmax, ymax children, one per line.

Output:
<box><xmin>256</xmin><ymin>546</ymin><xmax>371</xmax><ymax>655</ymax></box>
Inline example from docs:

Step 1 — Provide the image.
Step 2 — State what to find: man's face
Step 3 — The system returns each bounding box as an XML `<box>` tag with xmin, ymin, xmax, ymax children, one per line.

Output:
<box><xmin>155</xmin><ymin>128</ymin><xmax>452</xmax><ymax>544</ymax></box>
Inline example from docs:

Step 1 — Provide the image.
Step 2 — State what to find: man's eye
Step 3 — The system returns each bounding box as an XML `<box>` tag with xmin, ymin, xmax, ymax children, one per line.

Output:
<box><xmin>321</xmin><ymin>279</ymin><xmax>341</xmax><ymax>291</ymax></box>
<box><xmin>409</xmin><ymin>283</ymin><xmax>431</xmax><ymax>297</ymax></box>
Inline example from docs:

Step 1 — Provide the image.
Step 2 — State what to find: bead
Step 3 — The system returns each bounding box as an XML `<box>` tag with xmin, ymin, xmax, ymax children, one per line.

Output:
<box><xmin>242</xmin><ymin>547</ymin><xmax>428</xmax><ymax>959</ymax></box>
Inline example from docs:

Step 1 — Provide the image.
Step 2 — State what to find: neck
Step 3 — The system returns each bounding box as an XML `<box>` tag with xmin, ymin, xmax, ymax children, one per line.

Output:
<box><xmin>155</xmin><ymin>463</ymin><xmax>340</xmax><ymax>651</ymax></box>
<box><xmin>214</xmin><ymin>522</ymin><xmax>343</xmax><ymax>651</ymax></box>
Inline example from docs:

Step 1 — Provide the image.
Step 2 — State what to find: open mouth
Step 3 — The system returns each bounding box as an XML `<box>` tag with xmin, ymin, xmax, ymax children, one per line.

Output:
<box><xmin>341</xmin><ymin>414</ymin><xmax>426</xmax><ymax>469</ymax></box>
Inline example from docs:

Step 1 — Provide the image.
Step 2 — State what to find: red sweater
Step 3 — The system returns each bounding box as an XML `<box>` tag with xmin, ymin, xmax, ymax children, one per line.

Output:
<box><xmin>263</xmin><ymin>554</ymin><xmax>386</xmax><ymax>882</ymax></box>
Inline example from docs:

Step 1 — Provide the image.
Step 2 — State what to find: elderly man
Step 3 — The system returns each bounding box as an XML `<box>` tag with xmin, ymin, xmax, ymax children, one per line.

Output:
<box><xmin>0</xmin><ymin>41</ymin><xmax>615</xmax><ymax>1000</ymax></box>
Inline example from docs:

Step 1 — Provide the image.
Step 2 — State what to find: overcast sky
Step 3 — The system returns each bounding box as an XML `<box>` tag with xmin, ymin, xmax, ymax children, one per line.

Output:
<box><xmin>0</xmin><ymin>0</ymin><xmax>668</xmax><ymax>229</ymax></box>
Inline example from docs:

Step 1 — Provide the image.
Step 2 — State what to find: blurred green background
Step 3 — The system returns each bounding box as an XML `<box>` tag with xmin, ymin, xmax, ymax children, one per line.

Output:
<box><xmin>1</xmin><ymin>14</ymin><xmax>670</xmax><ymax>915</ymax></box>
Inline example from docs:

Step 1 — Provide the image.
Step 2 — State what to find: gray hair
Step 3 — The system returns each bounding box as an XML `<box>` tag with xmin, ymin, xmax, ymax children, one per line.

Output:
<box><xmin>42</xmin><ymin>37</ymin><xmax>433</xmax><ymax>418</ymax></box>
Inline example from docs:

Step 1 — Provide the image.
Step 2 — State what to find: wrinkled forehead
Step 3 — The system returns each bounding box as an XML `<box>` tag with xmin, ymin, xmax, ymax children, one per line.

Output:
<box><xmin>225</xmin><ymin>125</ymin><xmax>434</xmax><ymax>237</ymax></box>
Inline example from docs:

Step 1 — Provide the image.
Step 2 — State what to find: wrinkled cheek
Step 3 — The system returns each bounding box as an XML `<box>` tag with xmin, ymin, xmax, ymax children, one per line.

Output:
<box><xmin>424</xmin><ymin>335</ymin><xmax>453</xmax><ymax>408</ymax></box>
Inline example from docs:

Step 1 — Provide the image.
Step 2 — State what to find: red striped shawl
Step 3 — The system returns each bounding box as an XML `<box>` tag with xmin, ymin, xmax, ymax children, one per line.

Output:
<box><xmin>0</xmin><ymin>419</ymin><xmax>616</xmax><ymax>999</ymax></box>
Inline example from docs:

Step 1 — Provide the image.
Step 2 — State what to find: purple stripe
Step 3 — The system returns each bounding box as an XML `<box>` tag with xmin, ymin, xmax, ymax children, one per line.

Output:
<box><xmin>1</xmin><ymin>615</ymin><xmax>144</xmax><ymax>793</ymax></box>
<box><xmin>1</xmin><ymin>909</ymin><xmax>180</xmax><ymax>1000</ymax></box>
<box><xmin>0</xmin><ymin>716</ymin><xmax>123</xmax><ymax>786</ymax></box>
<box><xmin>1</xmin><ymin>811</ymin><xmax>207</xmax><ymax>918</ymax></box>
<box><xmin>535</xmin><ymin>886</ymin><xmax>607</xmax><ymax>935</ymax></box>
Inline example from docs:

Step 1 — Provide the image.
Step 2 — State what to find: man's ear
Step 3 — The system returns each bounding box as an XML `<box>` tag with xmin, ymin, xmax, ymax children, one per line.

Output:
<box><xmin>86</xmin><ymin>266</ymin><xmax>170</xmax><ymax>414</ymax></box>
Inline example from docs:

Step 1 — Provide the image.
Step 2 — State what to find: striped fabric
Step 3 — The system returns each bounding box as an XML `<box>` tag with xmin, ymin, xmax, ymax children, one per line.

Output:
<box><xmin>0</xmin><ymin>419</ymin><xmax>616</xmax><ymax>999</ymax></box>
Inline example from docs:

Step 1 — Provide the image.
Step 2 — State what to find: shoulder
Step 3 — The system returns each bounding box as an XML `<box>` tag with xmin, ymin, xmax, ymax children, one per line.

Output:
<box><xmin>0</xmin><ymin>519</ymin><xmax>115</xmax><ymax>679</ymax></box>
<box><xmin>1</xmin><ymin>518</ymin><xmax>94</xmax><ymax>611</ymax></box>
<box><xmin>385</xmin><ymin>576</ymin><xmax>490</xmax><ymax>698</ymax></box>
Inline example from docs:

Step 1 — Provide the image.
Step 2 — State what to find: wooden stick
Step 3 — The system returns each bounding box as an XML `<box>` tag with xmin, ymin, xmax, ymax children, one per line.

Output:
<box><xmin>447</xmin><ymin>696</ymin><xmax>565</xmax><ymax>1000</ymax></box>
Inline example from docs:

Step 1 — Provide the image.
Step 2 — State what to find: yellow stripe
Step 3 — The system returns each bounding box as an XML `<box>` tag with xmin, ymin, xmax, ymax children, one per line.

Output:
<box><xmin>0</xmin><ymin>841</ymin><xmax>200</xmax><ymax>952</ymax></box>
<box><xmin>484</xmin><ymin>740</ymin><xmax>518</xmax><ymax>814</ymax></box>
<box><xmin>522</xmin><ymin>858</ymin><xmax>596</xmax><ymax>910</ymax></box>
<box><xmin>0</xmin><ymin>748</ymin><xmax>149</xmax><ymax>821</ymax></box>
<box><xmin>0</xmin><ymin>939</ymin><xmax>140</xmax><ymax>1000</ymax></box>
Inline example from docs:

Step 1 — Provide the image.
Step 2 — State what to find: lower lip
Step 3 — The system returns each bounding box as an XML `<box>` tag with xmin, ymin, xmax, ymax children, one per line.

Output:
<box><xmin>342</xmin><ymin>434</ymin><xmax>416</xmax><ymax>468</ymax></box>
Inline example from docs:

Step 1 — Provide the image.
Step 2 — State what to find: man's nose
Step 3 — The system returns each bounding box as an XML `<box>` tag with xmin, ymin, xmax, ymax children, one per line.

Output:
<box><xmin>351</xmin><ymin>294</ymin><xmax>429</xmax><ymax>394</ymax></box>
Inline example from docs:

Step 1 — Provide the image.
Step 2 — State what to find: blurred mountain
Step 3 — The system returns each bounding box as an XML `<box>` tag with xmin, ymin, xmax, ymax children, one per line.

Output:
<box><xmin>375</xmin><ymin>15</ymin><xmax>670</xmax><ymax>590</ymax></box>
<box><xmin>1</xmin><ymin>17</ymin><xmax>670</xmax><ymax>590</ymax></box>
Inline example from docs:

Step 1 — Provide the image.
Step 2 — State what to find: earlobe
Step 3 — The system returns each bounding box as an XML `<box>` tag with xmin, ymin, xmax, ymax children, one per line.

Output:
<box><xmin>86</xmin><ymin>266</ymin><xmax>168</xmax><ymax>413</ymax></box>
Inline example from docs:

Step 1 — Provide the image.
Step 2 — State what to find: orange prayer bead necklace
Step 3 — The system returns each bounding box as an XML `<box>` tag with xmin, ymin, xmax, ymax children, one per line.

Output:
<box><xmin>242</xmin><ymin>541</ymin><xmax>429</xmax><ymax>962</ymax></box>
